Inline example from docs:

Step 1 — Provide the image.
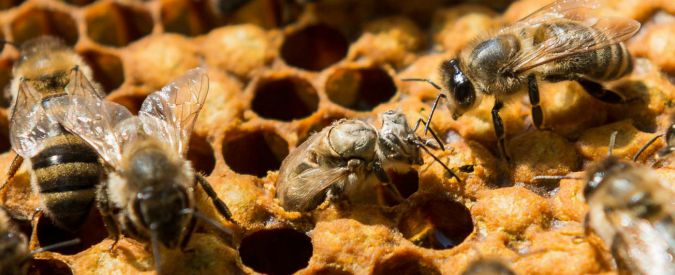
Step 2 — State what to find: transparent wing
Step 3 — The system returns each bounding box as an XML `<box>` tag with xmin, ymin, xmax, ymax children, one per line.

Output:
<box><xmin>65</xmin><ymin>67</ymin><xmax>106</xmax><ymax>99</ymax></box>
<box><xmin>9</xmin><ymin>82</ymin><xmax>63</xmax><ymax>158</ymax></box>
<box><xmin>612</xmin><ymin>213</ymin><xmax>675</xmax><ymax>274</ymax></box>
<box><xmin>138</xmin><ymin>67</ymin><xmax>209</xmax><ymax>157</ymax></box>
<box><xmin>44</xmin><ymin>95</ymin><xmax>137</xmax><ymax>166</ymax></box>
<box><xmin>502</xmin><ymin>0</ymin><xmax>640</xmax><ymax>73</ymax></box>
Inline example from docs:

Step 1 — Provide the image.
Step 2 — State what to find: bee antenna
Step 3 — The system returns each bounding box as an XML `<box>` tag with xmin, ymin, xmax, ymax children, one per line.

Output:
<box><xmin>532</xmin><ymin>175</ymin><xmax>582</xmax><ymax>181</ymax></box>
<box><xmin>607</xmin><ymin>130</ymin><xmax>619</xmax><ymax>157</ymax></box>
<box><xmin>29</xmin><ymin>238</ymin><xmax>81</xmax><ymax>256</ymax></box>
<box><xmin>180</xmin><ymin>208</ymin><xmax>235</xmax><ymax>245</ymax></box>
<box><xmin>150</xmin><ymin>224</ymin><xmax>162</xmax><ymax>275</ymax></box>
<box><xmin>413</xmin><ymin>140</ymin><xmax>462</xmax><ymax>183</ymax></box>
<box><xmin>401</xmin><ymin>78</ymin><xmax>443</xmax><ymax>91</ymax></box>
<box><xmin>0</xmin><ymin>39</ymin><xmax>18</xmax><ymax>49</ymax></box>
<box><xmin>412</xmin><ymin>118</ymin><xmax>445</xmax><ymax>151</ymax></box>
<box><xmin>632</xmin><ymin>134</ymin><xmax>663</xmax><ymax>162</ymax></box>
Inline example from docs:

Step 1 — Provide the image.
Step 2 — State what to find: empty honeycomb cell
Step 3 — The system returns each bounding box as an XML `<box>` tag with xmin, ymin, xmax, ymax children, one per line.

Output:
<box><xmin>80</xmin><ymin>50</ymin><xmax>124</xmax><ymax>93</ymax></box>
<box><xmin>160</xmin><ymin>0</ymin><xmax>221</xmax><ymax>36</ymax></box>
<box><xmin>35</xmin><ymin>210</ymin><xmax>107</xmax><ymax>256</ymax></box>
<box><xmin>281</xmin><ymin>24</ymin><xmax>349</xmax><ymax>71</ymax></box>
<box><xmin>222</xmin><ymin>130</ymin><xmax>289</xmax><ymax>177</ymax></box>
<box><xmin>10</xmin><ymin>7</ymin><xmax>78</xmax><ymax>45</ymax></box>
<box><xmin>0</xmin><ymin>58</ymin><xmax>13</xmax><ymax>108</ymax></box>
<box><xmin>187</xmin><ymin>134</ymin><xmax>216</xmax><ymax>175</ymax></box>
<box><xmin>239</xmin><ymin>228</ymin><xmax>313</xmax><ymax>275</ymax></box>
<box><xmin>0</xmin><ymin>114</ymin><xmax>11</xmax><ymax>153</ymax></box>
<box><xmin>84</xmin><ymin>1</ymin><xmax>153</xmax><ymax>47</ymax></box>
<box><xmin>297</xmin><ymin>114</ymin><xmax>346</xmax><ymax>144</ymax></box>
<box><xmin>388</xmin><ymin>169</ymin><xmax>419</xmax><ymax>199</ymax></box>
<box><xmin>250</xmin><ymin>75</ymin><xmax>319</xmax><ymax>121</ymax></box>
<box><xmin>110</xmin><ymin>94</ymin><xmax>145</xmax><ymax>115</ymax></box>
<box><xmin>29</xmin><ymin>259</ymin><xmax>72</xmax><ymax>275</ymax></box>
<box><xmin>398</xmin><ymin>197</ymin><xmax>473</xmax><ymax>250</ymax></box>
<box><xmin>372</xmin><ymin>252</ymin><xmax>441</xmax><ymax>275</ymax></box>
<box><xmin>325</xmin><ymin>66</ymin><xmax>397</xmax><ymax>111</ymax></box>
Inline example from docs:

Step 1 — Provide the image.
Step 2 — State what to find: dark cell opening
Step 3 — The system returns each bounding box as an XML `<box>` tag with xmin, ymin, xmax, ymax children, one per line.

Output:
<box><xmin>35</xmin><ymin>207</ymin><xmax>107</xmax><ymax>255</ymax></box>
<box><xmin>251</xmin><ymin>76</ymin><xmax>319</xmax><ymax>121</ymax></box>
<box><xmin>222</xmin><ymin>130</ymin><xmax>289</xmax><ymax>177</ymax></box>
<box><xmin>325</xmin><ymin>67</ymin><xmax>396</xmax><ymax>111</ymax></box>
<box><xmin>389</xmin><ymin>169</ymin><xmax>419</xmax><ymax>199</ymax></box>
<box><xmin>85</xmin><ymin>2</ymin><xmax>153</xmax><ymax>47</ymax></box>
<box><xmin>372</xmin><ymin>253</ymin><xmax>441</xmax><ymax>275</ymax></box>
<box><xmin>161</xmin><ymin>0</ymin><xmax>223</xmax><ymax>37</ymax></box>
<box><xmin>29</xmin><ymin>259</ymin><xmax>73</xmax><ymax>275</ymax></box>
<box><xmin>187</xmin><ymin>134</ymin><xmax>216</xmax><ymax>176</ymax></box>
<box><xmin>398</xmin><ymin>198</ymin><xmax>473</xmax><ymax>250</ymax></box>
<box><xmin>239</xmin><ymin>228</ymin><xmax>313</xmax><ymax>275</ymax></box>
<box><xmin>280</xmin><ymin>24</ymin><xmax>349</xmax><ymax>71</ymax></box>
<box><xmin>81</xmin><ymin>50</ymin><xmax>125</xmax><ymax>93</ymax></box>
<box><xmin>11</xmin><ymin>8</ymin><xmax>79</xmax><ymax>46</ymax></box>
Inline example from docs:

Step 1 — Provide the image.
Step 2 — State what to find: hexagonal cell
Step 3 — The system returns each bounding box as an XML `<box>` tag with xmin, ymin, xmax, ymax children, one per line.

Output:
<box><xmin>84</xmin><ymin>1</ymin><xmax>153</xmax><ymax>47</ymax></box>
<box><xmin>325</xmin><ymin>66</ymin><xmax>397</xmax><ymax>111</ymax></box>
<box><xmin>281</xmin><ymin>24</ymin><xmax>349</xmax><ymax>71</ymax></box>
<box><xmin>187</xmin><ymin>134</ymin><xmax>216</xmax><ymax>176</ymax></box>
<box><xmin>251</xmin><ymin>76</ymin><xmax>319</xmax><ymax>121</ymax></box>
<box><xmin>222</xmin><ymin>130</ymin><xmax>288</xmax><ymax>177</ymax></box>
<box><xmin>372</xmin><ymin>253</ymin><xmax>441</xmax><ymax>275</ymax></box>
<box><xmin>160</xmin><ymin>0</ymin><xmax>222</xmax><ymax>37</ymax></box>
<box><xmin>11</xmin><ymin>8</ymin><xmax>79</xmax><ymax>45</ymax></box>
<box><xmin>239</xmin><ymin>228</ymin><xmax>313</xmax><ymax>275</ymax></box>
<box><xmin>298</xmin><ymin>114</ymin><xmax>346</xmax><ymax>144</ymax></box>
<box><xmin>80</xmin><ymin>49</ymin><xmax>124</xmax><ymax>93</ymax></box>
<box><xmin>29</xmin><ymin>259</ymin><xmax>72</xmax><ymax>275</ymax></box>
<box><xmin>0</xmin><ymin>112</ymin><xmax>11</xmax><ymax>154</ymax></box>
<box><xmin>0</xmin><ymin>58</ymin><xmax>14</xmax><ymax>108</ymax></box>
<box><xmin>398</xmin><ymin>198</ymin><xmax>473</xmax><ymax>250</ymax></box>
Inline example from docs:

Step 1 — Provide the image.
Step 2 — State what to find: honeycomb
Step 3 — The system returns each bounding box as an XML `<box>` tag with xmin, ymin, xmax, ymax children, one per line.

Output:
<box><xmin>0</xmin><ymin>0</ymin><xmax>672</xmax><ymax>274</ymax></box>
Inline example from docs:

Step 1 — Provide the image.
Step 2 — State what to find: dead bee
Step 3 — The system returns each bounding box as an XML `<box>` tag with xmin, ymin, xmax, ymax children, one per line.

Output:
<box><xmin>0</xmin><ymin>207</ymin><xmax>79</xmax><ymax>275</ymax></box>
<box><xmin>44</xmin><ymin>68</ymin><xmax>236</xmax><ymax>273</ymax></box>
<box><xmin>276</xmin><ymin>110</ymin><xmax>462</xmax><ymax>212</ymax></box>
<box><xmin>4</xmin><ymin>36</ymin><xmax>105</xmax><ymax>232</ymax></box>
<box><xmin>404</xmin><ymin>0</ymin><xmax>640</xmax><ymax>160</ymax></box>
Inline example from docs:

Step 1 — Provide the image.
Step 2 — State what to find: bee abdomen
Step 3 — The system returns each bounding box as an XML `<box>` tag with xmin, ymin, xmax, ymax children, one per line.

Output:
<box><xmin>30</xmin><ymin>134</ymin><xmax>102</xmax><ymax>231</ymax></box>
<box><xmin>585</xmin><ymin>42</ymin><xmax>632</xmax><ymax>81</ymax></box>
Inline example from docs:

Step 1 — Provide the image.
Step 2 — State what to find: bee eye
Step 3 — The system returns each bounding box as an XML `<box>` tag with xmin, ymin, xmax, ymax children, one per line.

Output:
<box><xmin>443</xmin><ymin>59</ymin><xmax>475</xmax><ymax>107</ymax></box>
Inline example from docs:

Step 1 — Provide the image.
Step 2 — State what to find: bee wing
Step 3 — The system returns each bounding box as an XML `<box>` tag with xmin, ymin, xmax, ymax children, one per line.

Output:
<box><xmin>8</xmin><ymin>82</ymin><xmax>63</xmax><ymax>158</ymax></box>
<box><xmin>612</xmin><ymin>213</ymin><xmax>675</xmax><ymax>274</ymax></box>
<box><xmin>138</xmin><ymin>67</ymin><xmax>208</xmax><ymax>157</ymax></box>
<box><xmin>44</xmin><ymin>94</ymin><xmax>138</xmax><ymax>166</ymax></box>
<box><xmin>504</xmin><ymin>0</ymin><xmax>640</xmax><ymax>73</ymax></box>
<box><xmin>65</xmin><ymin>68</ymin><xmax>106</xmax><ymax>99</ymax></box>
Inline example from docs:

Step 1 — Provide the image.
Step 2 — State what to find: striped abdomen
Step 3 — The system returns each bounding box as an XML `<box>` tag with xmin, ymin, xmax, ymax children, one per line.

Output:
<box><xmin>532</xmin><ymin>20</ymin><xmax>633</xmax><ymax>81</ymax></box>
<box><xmin>30</xmin><ymin>133</ymin><xmax>102</xmax><ymax>232</ymax></box>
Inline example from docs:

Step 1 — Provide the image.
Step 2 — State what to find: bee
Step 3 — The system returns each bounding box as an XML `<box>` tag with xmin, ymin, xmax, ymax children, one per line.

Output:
<box><xmin>404</xmin><ymin>0</ymin><xmax>640</xmax><ymax>160</ymax></box>
<box><xmin>0</xmin><ymin>207</ymin><xmax>79</xmax><ymax>275</ymax></box>
<box><xmin>461</xmin><ymin>259</ymin><xmax>515</xmax><ymax>275</ymax></box>
<box><xmin>44</xmin><ymin>68</ymin><xmax>236</xmax><ymax>272</ymax></box>
<box><xmin>4</xmin><ymin>36</ymin><xmax>106</xmax><ymax>232</ymax></box>
<box><xmin>632</xmin><ymin>121</ymin><xmax>675</xmax><ymax>166</ymax></box>
<box><xmin>276</xmin><ymin>110</ymin><xmax>462</xmax><ymax>212</ymax></box>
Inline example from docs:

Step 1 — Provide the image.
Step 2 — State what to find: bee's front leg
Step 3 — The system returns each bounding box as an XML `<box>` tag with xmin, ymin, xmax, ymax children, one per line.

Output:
<box><xmin>528</xmin><ymin>74</ymin><xmax>546</xmax><ymax>130</ymax></box>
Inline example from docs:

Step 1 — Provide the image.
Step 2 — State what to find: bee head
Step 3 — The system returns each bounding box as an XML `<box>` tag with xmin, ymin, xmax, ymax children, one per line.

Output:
<box><xmin>442</xmin><ymin>59</ymin><xmax>476</xmax><ymax>119</ymax></box>
<box><xmin>583</xmin><ymin>157</ymin><xmax>631</xmax><ymax>199</ymax></box>
<box><xmin>377</xmin><ymin>110</ymin><xmax>422</xmax><ymax>168</ymax></box>
<box><xmin>134</xmin><ymin>185</ymin><xmax>190</xmax><ymax>248</ymax></box>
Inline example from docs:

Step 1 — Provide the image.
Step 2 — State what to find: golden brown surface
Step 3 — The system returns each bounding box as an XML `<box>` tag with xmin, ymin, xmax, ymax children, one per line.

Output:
<box><xmin>0</xmin><ymin>0</ymin><xmax>673</xmax><ymax>274</ymax></box>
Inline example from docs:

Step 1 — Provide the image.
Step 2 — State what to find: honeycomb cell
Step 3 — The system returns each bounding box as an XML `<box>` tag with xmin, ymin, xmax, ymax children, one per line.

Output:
<box><xmin>160</xmin><ymin>0</ymin><xmax>221</xmax><ymax>36</ymax></box>
<box><xmin>80</xmin><ymin>50</ymin><xmax>124</xmax><ymax>93</ymax></box>
<box><xmin>281</xmin><ymin>24</ymin><xmax>349</xmax><ymax>71</ymax></box>
<box><xmin>251</xmin><ymin>75</ymin><xmax>319</xmax><ymax>121</ymax></box>
<box><xmin>0</xmin><ymin>0</ymin><xmax>24</xmax><ymax>11</ymax></box>
<box><xmin>29</xmin><ymin>259</ymin><xmax>72</xmax><ymax>275</ymax></box>
<box><xmin>388</xmin><ymin>169</ymin><xmax>419</xmax><ymax>199</ymax></box>
<box><xmin>0</xmin><ymin>58</ymin><xmax>13</xmax><ymax>108</ymax></box>
<box><xmin>222</xmin><ymin>130</ymin><xmax>289</xmax><ymax>177</ymax></box>
<box><xmin>372</xmin><ymin>253</ymin><xmax>441</xmax><ymax>275</ymax></box>
<box><xmin>35</xmin><ymin>209</ymin><xmax>107</xmax><ymax>256</ymax></box>
<box><xmin>398</xmin><ymin>197</ymin><xmax>473</xmax><ymax>250</ymax></box>
<box><xmin>239</xmin><ymin>228</ymin><xmax>313</xmax><ymax>275</ymax></box>
<box><xmin>325</xmin><ymin>66</ymin><xmax>397</xmax><ymax>111</ymax></box>
<box><xmin>298</xmin><ymin>114</ymin><xmax>346</xmax><ymax>144</ymax></box>
<box><xmin>187</xmin><ymin>134</ymin><xmax>216</xmax><ymax>175</ymax></box>
<box><xmin>84</xmin><ymin>1</ymin><xmax>153</xmax><ymax>47</ymax></box>
<box><xmin>0</xmin><ymin>113</ymin><xmax>11</xmax><ymax>154</ymax></box>
<box><xmin>201</xmin><ymin>25</ymin><xmax>272</xmax><ymax>78</ymax></box>
<box><xmin>10</xmin><ymin>7</ymin><xmax>78</xmax><ymax>45</ymax></box>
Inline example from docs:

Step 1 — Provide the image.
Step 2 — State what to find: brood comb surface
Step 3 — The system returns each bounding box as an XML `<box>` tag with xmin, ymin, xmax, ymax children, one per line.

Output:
<box><xmin>0</xmin><ymin>0</ymin><xmax>673</xmax><ymax>274</ymax></box>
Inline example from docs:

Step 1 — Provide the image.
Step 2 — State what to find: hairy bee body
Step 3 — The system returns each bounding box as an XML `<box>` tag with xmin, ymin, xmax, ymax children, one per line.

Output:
<box><xmin>9</xmin><ymin>36</ymin><xmax>104</xmax><ymax>231</ymax></box>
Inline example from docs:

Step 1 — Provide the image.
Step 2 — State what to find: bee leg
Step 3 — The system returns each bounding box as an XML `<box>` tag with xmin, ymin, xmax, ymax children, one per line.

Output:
<box><xmin>96</xmin><ymin>183</ymin><xmax>120</xmax><ymax>251</ymax></box>
<box><xmin>1</xmin><ymin>154</ymin><xmax>23</xmax><ymax>193</ymax></box>
<box><xmin>528</xmin><ymin>74</ymin><xmax>546</xmax><ymax>130</ymax></box>
<box><xmin>180</xmin><ymin>216</ymin><xmax>197</xmax><ymax>252</ymax></box>
<box><xmin>195</xmin><ymin>174</ymin><xmax>236</xmax><ymax>224</ymax></box>
<box><xmin>413</xmin><ymin>118</ymin><xmax>445</xmax><ymax>151</ymax></box>
<box><xmin>577</xmin><ymin>78</ymin><xmax>628</xmax><ymax>104</ymax></box>
<box><xmin>491</xmin><ymin>101</ymin><xmax>510</xmax><ymax>161</ymax></box>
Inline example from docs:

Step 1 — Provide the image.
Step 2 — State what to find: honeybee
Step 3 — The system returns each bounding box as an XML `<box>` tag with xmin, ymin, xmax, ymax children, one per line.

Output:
<box><xmin>582</xmin><ymin>132</ymin><xmax>675</xmax><ymax>274</ymax></box>
<box><xmin>461</xmin><ymin>259</ymin><xmax>515</xmax><ymax>275</ymax></box>
<box><xmin>276</xmin><ymin>110</ymin><xmax>461</xmax><ymax>212</ymax></box>
<box><xmin>44</xmin><ymin>68</ymin><xmax>236</xmax><ymax>272</ymax></box>
<box><xmin>5</xmin><ymin>36</ymin><xmax>105</xmax><ymax>232</ymax></box>
<box><xmin>0</xmin><ymin>207</ymin><xmax>79</xmax><ymax>275</ymax></box>
<box><xmin>404</xmin><ymin>0</ymin><xmax>640</xmax><ymax>160</ymax></box>
<box><xmin>632</xmin><ymin>121</ymin><xmax>675</xmax><ymax>166</ymax></box>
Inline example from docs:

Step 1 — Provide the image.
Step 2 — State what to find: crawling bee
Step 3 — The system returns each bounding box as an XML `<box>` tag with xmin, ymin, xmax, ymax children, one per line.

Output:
<box><xmin>5</xmin><ymin>36</ymin><xmax>105</xmax><ymax>232</ymax></box>
<box><xmin>404</xmin><ymin>0</ymin><xmax>640</xmax><ymax>160</ymax></box>
<box><xmin>582</xmin><ymin>132</ymin><xmax>675</xmax><ymax>274</ymax></box>
<box><xmin>0</xmin><ymin>207</ymin><xmax>79</xmax><ymax>275</ymax></box>
<box><xmin>45</xmin><ymin>68</ymin><xmax>236</xmax><ymax>272</ymax></box>
<box><xmin>276</xmin><ymin>110</ymin><xmax>461</xmax><ymax>212</ymax></box>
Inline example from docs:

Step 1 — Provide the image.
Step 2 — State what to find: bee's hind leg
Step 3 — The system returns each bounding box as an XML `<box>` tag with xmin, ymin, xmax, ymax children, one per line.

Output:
<box><xmin>180</xmin><ymin>216</ymin><xmax>197</xmax><ymax>252</ymax></box>
<box><xmin>96</xmin><ymin>183</ymin><xmax>120</xmax><ymax>251</ymax></box>
<box><xmin>491</xmin><ymin>100</ymin><xmax>510</xmax><ymax>161</ymax></box>
<box><xmin>195</xmin><ymin>174</ymin><xmax>235</xmax><ymax>224</ymax></box>
<box><xmin>528</xmin><ymin>74</ymin><xmax>547</xmax><ymax>130</ymax></box>
<box><xmin>1</xmin><ymin>154</ymin><xmax>24</xmax><ymax>193</ymax></box>
<box><xmin>577</xmin><ymin>78</ymin><xmax>634</xmax><ymax>104</ymax></box>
